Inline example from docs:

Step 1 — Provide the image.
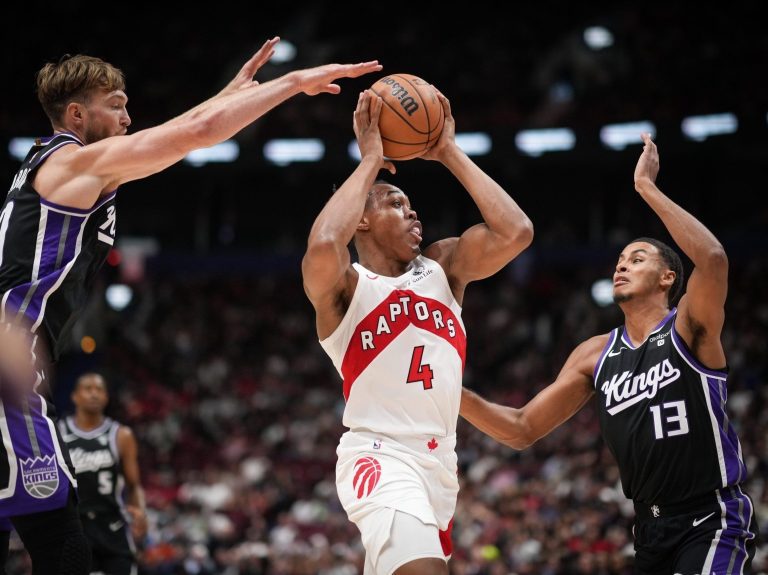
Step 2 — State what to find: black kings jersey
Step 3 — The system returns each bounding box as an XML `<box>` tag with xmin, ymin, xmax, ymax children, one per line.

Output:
<box><xmin>0</xmin><ymin>133</ymin><xmax>117</xmax><ymax>359</ymax></box>
<box><xmin>594</xmin><ymin>308</ymin><xmax>746</xmax><ymax>505</ymax></box>
<box><xmin>59</xmin><ymin>416</ymin><xmax>125</xmax><ymax>518</ymax></box>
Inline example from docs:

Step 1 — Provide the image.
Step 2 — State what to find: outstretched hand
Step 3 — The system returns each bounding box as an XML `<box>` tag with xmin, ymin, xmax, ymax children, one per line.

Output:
<box><xmin>218</xmin><ymin>37</ymin><xmax>281</xmax><ymax>98</ymax></box>
<box><xmin>296</xmin><ymin>61</ymin><xmax>383</xmax><ymax>96</ymax></box>
<box><xmin>354</xmin><ymin>90</ymin><xmax>395</xmax><ymax>174</ymax></box>
<box><xmin>634</xmin><ymin>132</ymin><xmax>660</xmax><ymax>191</ymax></box>
<box><xmin>420</xmin><ymin>90</ymin><xmax>456</xmax><ymax>162</ymax></box>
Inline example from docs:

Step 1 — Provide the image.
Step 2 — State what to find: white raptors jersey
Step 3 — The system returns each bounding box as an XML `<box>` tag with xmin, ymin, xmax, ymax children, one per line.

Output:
<box><xmin>320</xmin><ymin>255</ymin><xmax>466</xmax><ymax>437</ymax></box>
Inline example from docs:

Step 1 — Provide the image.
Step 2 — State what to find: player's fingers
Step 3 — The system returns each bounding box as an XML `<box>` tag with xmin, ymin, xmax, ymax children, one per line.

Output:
<box><xmin>346</xmin><ymin>61</ymin><xmax>382</xmax><ymax>78</ymax></box>
<box><xmin>369</xmin><ymin>92</ymin><xmax>382</xmax><ymax>122</ymax></box>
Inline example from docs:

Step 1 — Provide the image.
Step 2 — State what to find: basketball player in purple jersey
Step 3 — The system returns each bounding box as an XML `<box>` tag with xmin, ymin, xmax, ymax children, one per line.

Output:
<box><xmin>0</xmin><ymin>40</ymin><xmax>381</xmax><ymax>574</ymax></box>
<box><xmin>461</xmin><ymin>134</ymin><xmax>759</xmax><ymax>575</ymax></box>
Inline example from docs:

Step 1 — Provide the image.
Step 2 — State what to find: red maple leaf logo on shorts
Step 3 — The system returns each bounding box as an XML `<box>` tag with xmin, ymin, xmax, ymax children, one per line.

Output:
<box><xmin>427</xmin><ymin>438</ymin><xmax>438</xmax><ymax>451</ymax></box>
<box><xmin>352</xmin><ymin>457</ymin><xmax>381</xmax><ymax>499</ymax></box>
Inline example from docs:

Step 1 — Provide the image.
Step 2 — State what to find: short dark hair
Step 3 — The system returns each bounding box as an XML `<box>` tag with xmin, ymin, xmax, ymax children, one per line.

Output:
<box><xmin>74</xmin><ymin>372</ymin><xmax>108</xmax><ymax>392</ymax></box>
<box><xmin>631</xmin><ymin>237</ymin><xmax>684</xmax><ymax>305</ymax></box>
<box><xmin>36</xmin><ymin>54</ymin><xmax>125</xmax><ymax>124</ymax></box>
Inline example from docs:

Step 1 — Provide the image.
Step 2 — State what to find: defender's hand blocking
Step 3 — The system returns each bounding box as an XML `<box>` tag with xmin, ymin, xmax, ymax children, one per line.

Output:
<box><xmin>296</xmin><ymin>61</ymin><xmax>383</xmax><ymax>96</ymax></box>
<box><xmin>219</xmin><ymin>37</ymin><xmax>281</xmax><ymax>97</ymax></box>
<box><xmin>634</xmin><ymin>133</ymin><xmax>660</xmax><ymax>191</ymax></box>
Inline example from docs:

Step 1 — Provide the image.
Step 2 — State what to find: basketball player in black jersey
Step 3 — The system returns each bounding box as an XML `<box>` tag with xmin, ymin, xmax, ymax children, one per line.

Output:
<box><xmin>60</xmin><ymin>373</ymin><xmax>146</xmax><ymax>575</ymax></box>
<box><xmin>461</xmin><ymin>134</ymin><xmax>758</xmax><ymax>575</ymax></box>
<box><xmin>0</xmin><ymin>41</ymin><xmax>381</xmax><ymax>574</ymax></box>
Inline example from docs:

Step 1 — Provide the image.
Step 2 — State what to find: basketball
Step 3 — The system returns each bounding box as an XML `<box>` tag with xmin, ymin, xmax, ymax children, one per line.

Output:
<box><xmin>370</xmin><ymin>73</ymin><xmax>445</xmax><ymax>160</ymax></box>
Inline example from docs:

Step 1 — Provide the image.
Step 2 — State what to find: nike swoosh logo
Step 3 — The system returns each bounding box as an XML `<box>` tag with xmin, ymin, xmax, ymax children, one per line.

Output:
<box><xmin>109</xmin><ymin>520</ymin><xmax>125</xmax><ymax>531</ymax></box>
<box><xmin>608</xmin><ymin>347</ymin><xmax>627</xmax><ymax>357</ymax></box>
<box><xmin>692</xmin><ymin>511</ymin><xmax>716</xmax><ymax>527</ymax></box>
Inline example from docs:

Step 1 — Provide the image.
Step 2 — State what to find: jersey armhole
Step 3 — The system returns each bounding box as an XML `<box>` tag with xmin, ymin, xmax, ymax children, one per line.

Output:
<box><xmin>319</xmin><ymin>264</ymin><xmax>365</xmax><ymax>348</ymax></box>
<box><xmin>670</xmin><ymin>319</ymin><xmax>729</xmax><ymax>378</ymax></box>
<box><xmin>593</xmin><ymin>329</ymin><xmax>618</xmax><ymax>385</ymax></box>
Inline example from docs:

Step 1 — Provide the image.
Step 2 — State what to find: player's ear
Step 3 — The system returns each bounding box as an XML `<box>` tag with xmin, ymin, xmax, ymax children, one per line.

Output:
<box><xmin>66</xmin><ymin>102</ymin><xmax>84</xmax><ymax>125</ymax></box>
<box><xmin>357</xmin><ymin>215</ymin><xmax>370</xmax><ymax>231</ymax></box>
<box><xmin>660</xmin><ymin>269</ymin><xmax>675</xmax><ymax>289</ymax></box>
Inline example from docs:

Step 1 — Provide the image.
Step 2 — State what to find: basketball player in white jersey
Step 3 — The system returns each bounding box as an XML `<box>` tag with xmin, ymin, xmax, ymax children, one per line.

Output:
<box><xmin>302</xmin><ymin>90</ymin><xmax>534</xmax><ymax>575</ymax></box>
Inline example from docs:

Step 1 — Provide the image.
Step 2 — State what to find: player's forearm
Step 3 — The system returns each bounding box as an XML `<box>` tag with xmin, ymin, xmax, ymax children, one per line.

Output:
<box><xmin>127</xmin><ymin>485</ymin><xmax>146</xmax><ymax>513</ymax></box>
<box><xmin>166</xmin><ymin>72</ymin><xmax>303</xmax><ymax>150</ymax></box>
<box><xmin>460</xmin><ymin>388</ymin><xmax>534</xmax><ymax>449</ymax></box>
<box><xmin>307</xmin><ymin>156</ymin><xmax>381</xmax><ymax>248</ymax></box>
<box><xmin>441</xmin><ymin>148</ymin><xmax>533</xmax><ymax>247</ymax></box>
<box><xmin>636</xmin><ymin>181</ymin><xmax>727</xmax><ymax>268</ymax></box>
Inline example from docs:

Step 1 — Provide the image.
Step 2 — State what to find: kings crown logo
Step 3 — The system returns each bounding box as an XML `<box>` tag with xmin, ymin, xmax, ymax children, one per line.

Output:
<box><xmin>20</xmin><ymin>455</ymin><xmax>59</xmax><ymax>499</ymax></box>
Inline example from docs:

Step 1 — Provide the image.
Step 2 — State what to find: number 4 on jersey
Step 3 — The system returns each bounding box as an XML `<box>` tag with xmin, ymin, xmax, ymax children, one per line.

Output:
<box><xmin>407</xmin><ymin>346</ymin><xmax>434</xmax><ymax>390</ymax></box>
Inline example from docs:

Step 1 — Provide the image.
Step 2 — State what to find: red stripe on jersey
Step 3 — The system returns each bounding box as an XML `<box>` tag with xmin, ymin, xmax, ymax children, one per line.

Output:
<box><xmin>340</xmin><ymin>289</ymin><xmax>466</xmax><ymax>400</ymax></box>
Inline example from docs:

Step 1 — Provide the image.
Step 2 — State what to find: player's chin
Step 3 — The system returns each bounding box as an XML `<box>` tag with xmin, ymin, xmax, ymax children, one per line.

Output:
<box><xmin>613</xmin><ymin>291</ymin><xmax>632</xmax><ymax>303</ymax></box>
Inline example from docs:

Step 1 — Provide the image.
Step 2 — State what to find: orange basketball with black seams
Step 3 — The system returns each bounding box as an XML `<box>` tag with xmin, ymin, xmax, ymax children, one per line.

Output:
<box><xmin>370</xmin><ymin>73</ymin><xmax>444</xmax><ymax>160</ymax></box>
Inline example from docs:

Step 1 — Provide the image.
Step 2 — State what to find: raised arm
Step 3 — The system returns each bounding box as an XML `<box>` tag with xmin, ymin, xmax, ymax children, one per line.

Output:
<box><xmin>38</xmin><ymin>52</ymin><xmax>382</xmax><ymax>209</ymax></box>
<box><xmin>302</xmin><ymin>91</ymin><xmax>393</xmax><ymax>338</ymax></box>
<box><xmin>421</xmin><ymin>94</ymin><xmax>533</xmax><ymax>299</ymax></box>
<box><xmin>117</xmin><ymin>425</ymin><xmax>147</xmax><ymax>541</ymax></box>
<box><xmin>633</xmin><ymin>134</ymin><xmax>727</xmax><ymax>367</ymax></box>
<box><xmin>460</xmin><ymin>335</ymin><xmax>604</xmax><ymax>448</ymax></box>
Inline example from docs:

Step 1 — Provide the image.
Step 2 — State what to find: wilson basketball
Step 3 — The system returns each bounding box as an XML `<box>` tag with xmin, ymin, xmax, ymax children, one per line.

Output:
<box><xmin>370</xmin><ymin>73</ymin><xmax>445</xmax><ymax>160</ymax></box>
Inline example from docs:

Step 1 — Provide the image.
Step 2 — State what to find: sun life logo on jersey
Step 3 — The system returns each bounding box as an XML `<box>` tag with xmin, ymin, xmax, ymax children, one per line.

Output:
<box><xmin>600</xmin><ymin>358</ymin><xmax>681</xmax><ymax>415</ymax></box>
<box><xmin>20</xmin><ymin>455</ymin><xmax>59</xmax><ymax>499</ymax></box>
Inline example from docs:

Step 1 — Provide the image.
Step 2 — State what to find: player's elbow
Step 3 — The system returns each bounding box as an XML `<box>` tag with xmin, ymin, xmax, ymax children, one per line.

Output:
<box><xmin>704</xmin><ymin>245</ymin><xmax>728</xmax><ymax>270</ymax></box>
<box><xmin>499</xmin><ymin>216</ymin><xmax>534</xmax><ymax>257</ymax></box>
<box><xmin>499</xmin><ymin>409</ymin><xmax>537</xmax><ymax>450</ymax></box>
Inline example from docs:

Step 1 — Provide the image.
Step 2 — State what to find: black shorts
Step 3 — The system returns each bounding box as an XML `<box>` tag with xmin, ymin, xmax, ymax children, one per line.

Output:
<box><xmin>81</xmin><ymin>512</ymin><xmax>136</xmax><ymax>575</ymax></box>
<box><xmin>633</xmin><ymin>486</ymin><xmax>759</xmax><ymax>575</ymax></box>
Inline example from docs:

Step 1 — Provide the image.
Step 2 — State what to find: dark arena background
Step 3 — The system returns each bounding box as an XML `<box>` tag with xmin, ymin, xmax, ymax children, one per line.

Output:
<box><xmin>2</xmin><ymin>3</ymin><xmax>766</xmax><ymax>573</ymax></box>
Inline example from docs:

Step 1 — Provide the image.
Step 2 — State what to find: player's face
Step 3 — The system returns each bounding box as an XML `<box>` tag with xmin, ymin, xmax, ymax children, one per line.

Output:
<box><xmin>82</xmin><ymin>89</ymin><xmax>131</xmax><ymax>144</ymax></box>
<box><xmin>72</xmin><ymin>376</ymin><xmax>109</xmax><ymax>414</ymax></box>
<box><xmin>367</xmin><ymin>184</ymin><xmax>422</xmax><ymax>258</ymax></box>
<box><xmin>613</xmin><ymin>241</ymin><xmax>667</xmax><ymax>303</ymax></box>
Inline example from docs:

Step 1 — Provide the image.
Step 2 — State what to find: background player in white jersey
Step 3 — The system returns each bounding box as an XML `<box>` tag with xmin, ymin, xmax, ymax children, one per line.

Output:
<box><xmin>0</xmin><ymin>39</ymin><xmax>381</xmax><ymax>574</ymax></box>
<box><xmin>60</xmin><ymin>373</ymin><xmax>146</xmax><ymax>575</ymax></box>
<box><xmin>461</xmin><ymin>134</ymin><xmax>759</xmax><ymax>575</ymax></box>
<box><xmin>302</xmin><ymin>90</ymin><xmax>534</xmax><ymax>575</ymax></box>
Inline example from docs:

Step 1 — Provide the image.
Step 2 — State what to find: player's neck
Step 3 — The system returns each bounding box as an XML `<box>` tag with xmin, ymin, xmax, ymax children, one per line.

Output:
<box><xmin>621</xmin><ymin>301</ymin><xmax>671</xmax><ymax>346</ymax></box>
<box><xmin>358</xmin><ymin>252</ymin><xmax>416</xmax><ymax>278</ymax></box>
<box><xmin>74</xmin><ymin>412</ymin><xmax>106</xmax><ymax>431</ymax></box>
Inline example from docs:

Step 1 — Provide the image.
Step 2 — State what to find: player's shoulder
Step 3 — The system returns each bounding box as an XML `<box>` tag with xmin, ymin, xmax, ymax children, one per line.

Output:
<box><xmin>422</xmin><ymin>237</ymin><xmax>458</xmax><ymax>268</ymax></box>
<box><xmin>575</xmin><ymin>333</ymin><xmax>612</xmax><ymax>360</ymax></box>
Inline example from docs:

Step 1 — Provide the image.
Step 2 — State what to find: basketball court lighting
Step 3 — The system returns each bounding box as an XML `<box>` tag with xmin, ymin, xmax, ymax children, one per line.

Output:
<box><xmin>591</xmin><ymin>278</ymin><xmax>614</xmax><ymax>307</ymax></box>
<box><xmin>271</xmin><ymin>40</ymin><xmax>297</xmax><ymax>64</ymax></box>
<box><xmin>455</xmin><ymin>132</ymin><xmax>492</xmax><ymax>155</ymax></box>
<box><xmin>8</xmin><ymin>137</ymin><xmax>36</xmax><ymax>162</ymax></box>
<box><xmin>183</xmin><ymin>140</ymin><xmax>240</xmax><ymax>167</ymax></box>
<box><xmin>105</xmin><ymin>284</ymin><xmax>133</xmax><ymax>311</ymax></box>
<box><xmin>600</xmin><ymin>121</ymin><xmax>656</xmax><ymax>150</ymax></box>
<box><xmin>584</xmin><ymin>26</ymin><xmax>614</xmax><ymax>50</ymax></box>
<box><xmin>681</xmin><ymin>113</ymin><xmax>737</xmax><ymax>141</ymax></box>
<box><xmin>264</xmin><ymin>138</ymin><xmax>325</xmax><ymax>166</ymax></box>
<box><xmin>515</xmin><ymin>128</ymin><xmax>576</xmax><ymax>157</ymax></box>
